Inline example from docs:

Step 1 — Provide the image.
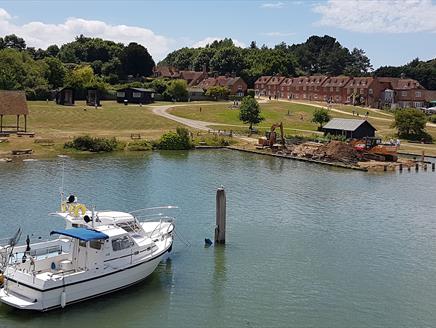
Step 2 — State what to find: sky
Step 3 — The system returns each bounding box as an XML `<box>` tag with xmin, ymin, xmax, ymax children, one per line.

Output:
<box><xmin>0</xmin><ymin>0</ymin><xmax>435</xmax><ymax>69</ymax></box>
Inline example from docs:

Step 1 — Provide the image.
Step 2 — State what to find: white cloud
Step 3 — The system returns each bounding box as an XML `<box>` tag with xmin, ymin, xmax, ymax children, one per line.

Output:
<box><xmin>314</xmin><ymin>0</ymin><xmax>436</xmax><ymax>33</ymax></box>
<box><xmin>261</xmin><ymin>31</ymin><xmax>295</xmax><ymax>37</ymax></box>
<box><xmin>191</xmin><ymin>37</ymin><xmax>246</xmax><ymax>48</ymax></box>
<box><xmin>0</xmin><ymin>8</ymin><xmax>173</xmax><ymax>60</ymax></box>
<box><xmin>260</xmin><ymin>2</ymin><xmax>284</xmax><ymax>9</ymax></box>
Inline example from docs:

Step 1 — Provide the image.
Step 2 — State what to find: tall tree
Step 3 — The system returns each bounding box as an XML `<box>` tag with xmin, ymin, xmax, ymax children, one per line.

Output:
<box><xmin>3</xmin><ymin>34</ymin><xmax>26</xmax><ymax>50</ymax></box>
<box><xmin>239</xmin><ymin>96</ymin><xmax>264</xmax><ymax>130</ymax></box>
<box><xmin>119</xmin><ymin>42</ymin><xmax>155</xmax><ymax>77</ymax></box>
<box><xmin>43</xmin><ymin>56</ymin><xmax>67</xmax><ymax>88</ymax></box>
<box><xmin>345</xmin><ymin>48</ymin><xmax>372</xmax><ymax>76</ymax></box>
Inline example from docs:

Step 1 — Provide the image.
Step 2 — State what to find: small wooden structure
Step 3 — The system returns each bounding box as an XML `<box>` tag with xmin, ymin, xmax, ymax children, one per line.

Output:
<box><xmin>116</xmin><ymin>88</ymin><xmax>154</xmax><ymax>104</ymax></box>
<box><xmin>323</xmin><ymin>118</ymin><xmax>376</xmax><ymax>139</ymax></box>
<box><xmin>86</xmin><ymin>88</ymin><xmax>101</xmax><ymax>107</ymax></box>
<box><xmin>0</xmin><ymin>90</ymin><xmax>29</xmax><ymax>133</ymax></box>
<box><xmin>56</xmin><ymin>87</ymin><xmax>75</xmax><ymax>106</ymax></box>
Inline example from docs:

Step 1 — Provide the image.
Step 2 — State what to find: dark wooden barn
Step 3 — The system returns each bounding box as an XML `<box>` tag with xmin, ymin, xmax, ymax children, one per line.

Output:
<box><xmin>116</xmin><ymin>88</ymin><xmax>154</xmax><ymax>104</ymax></box>
<box><xmin>86</xmin><ymin>88</ymin><xmax>101</xmax><ymax>107</ymax></box>
<box><xmin>56</xmin><ymin>87</ymin><xmax>75</xmax><ymax>106</ymax></box>
<box><xmin>0</xmin><ymin>90</ymin><xmax>29</xmax><ymax>133</ymax></box>
<box><xmin>323</xmin><ymin>118</ymin><xmax>376</xmax><ymax>139</ymax></box>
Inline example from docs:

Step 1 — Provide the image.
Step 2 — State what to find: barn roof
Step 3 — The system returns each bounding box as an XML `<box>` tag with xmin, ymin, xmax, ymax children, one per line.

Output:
<box><xmin>323</xmin><ymin>118</ymin><xmax>376</xmax><ymax>132</ymax></box>
<box><xmin>0</xmin><ymin>90</ymin><xmax>29</xmax><ymax>116</ymax></box>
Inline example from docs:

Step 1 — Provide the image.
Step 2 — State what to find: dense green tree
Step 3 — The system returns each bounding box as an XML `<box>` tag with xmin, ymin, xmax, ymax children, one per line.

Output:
<box><xmin>345</xmin><ymin>48</ymin><xmax>372</xmax><ymax>76</ymax></box>
<box><xmin>0</xmin><ymin>48</ymin><xmax>48</xmax><ymax>94</ymax></box>
<box><xmin>173</xmin><ymin>47</ymin><xmax>197</xmax><ymax>70</ymax></box>
<box><xmin>43</xmin><ymin>56</ymin><xmax>67</xmax><ymax>88</ymax></box>
<box><xmin>312</xmin><ymin>108</ymin><xmax>331</xmax><ymax>129</ymax></box>
<box><xmin>46</xmin><ymin>44</ymin><xmax>60</xmax><ymax>57</ymax></box>
<box><xmin>119</xmin><ymin>42</ymin><xmax>155</xmax><ymax>77</ymax></box>
<box><xmin>192</xmin><ymin>48</ymin><xmax>215</xmax><ymax>71</ymax></box>
<box><xmin>165</xmin><ymin>79</ymin><xmax>188</xmax><ymax>101</ymax></box>
<box><xmin>393</xmin><ymin>108</ymin><xmax>428</xmax><ymax>139</ymax></box>
<box><xmin>64</xmin><ymin>65</ymin><xmax>96</xmax><ymax>89</ymax></box>
<box><xmin>205</xmin><ymin>86</ymin><xmax>230</xmax><ymax>99</ymax></box>
<box><xmin>210</xmin><ymin>47</ymin><xmax>245</xmax><ymax>74</ymax></box>
<box><xmin>239</xmin><ymin>96</ymin><xmax>263</xmax><ymax>130</ymax></box>
<box><xmin>3</xmin><ymin>34</ymin><xmax>26</xmax><ymax>50</ymax></box>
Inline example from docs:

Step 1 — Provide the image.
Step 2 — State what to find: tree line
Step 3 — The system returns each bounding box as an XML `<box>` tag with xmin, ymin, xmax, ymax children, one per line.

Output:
<box><xmin>0</xmin><ymin>34</ymin><xmax>155</xmax><ymax>99</ymax></box>
<box><xmin>159</xmin><ymin>36</ymin><xmax>373</xmax><ymax>87</ymax></box>
<box><xmin>0</xmin><ymin>33</ymin><xmax>434</xmax><ymax>100</ymax></box>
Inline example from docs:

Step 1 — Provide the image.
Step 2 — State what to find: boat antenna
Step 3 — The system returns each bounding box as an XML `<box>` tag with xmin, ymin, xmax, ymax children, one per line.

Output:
<box><xmin>59</xmin><ymin>159</ymin><xmax>65</xmax><ymax>208</ymax></box>
<box><xmin>91</xmin><ymin>206</ymin><xmax>95</xmax><ymax>229</ymax></box>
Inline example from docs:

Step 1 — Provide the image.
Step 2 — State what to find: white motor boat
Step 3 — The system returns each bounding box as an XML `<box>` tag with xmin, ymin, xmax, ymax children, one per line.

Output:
<box><xmin>0</xmin><ymin>198</ymin><xmax>175</xmax><ymax>311</ymax></box>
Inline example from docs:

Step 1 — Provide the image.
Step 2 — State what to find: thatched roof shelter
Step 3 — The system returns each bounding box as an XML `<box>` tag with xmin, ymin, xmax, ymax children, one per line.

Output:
<box><xmin>0</xmin><ymin>90</ymin><xmax>29</xmax><ymax>133</ymax></box>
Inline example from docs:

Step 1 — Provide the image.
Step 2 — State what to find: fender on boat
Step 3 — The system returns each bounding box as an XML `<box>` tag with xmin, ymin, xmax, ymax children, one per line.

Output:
<box><xmin>61</xmin><ymin>291</ymin><xmax>66</xmax><ymax>308</ymax></box>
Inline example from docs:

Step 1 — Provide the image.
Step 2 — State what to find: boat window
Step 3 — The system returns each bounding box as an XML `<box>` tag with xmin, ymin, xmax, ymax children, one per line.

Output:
<box><xmin>112</xmin><ymin>236</ymin><xmax>133</xmax><ymax>251</ymax></box>
<box><xmin>117</xmin><ymin>221</ymin><xmax>140</xmax><ymax>233</ymax></box>
<box><xmin>90</xmin><ymin>240</ymin><xmax>103</xmax><ymax>250</ymax></box>
<box><xmin>79</xmin><ymin>240</ymin><xmax>87</xmax><ymax>248</ymax></box>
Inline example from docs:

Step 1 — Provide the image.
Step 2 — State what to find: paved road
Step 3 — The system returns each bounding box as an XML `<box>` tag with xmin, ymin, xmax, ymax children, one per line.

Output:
<box><xmin>151</xmin><ymin>105</ymin><xmax>217</xmax><ymax>131</ymax></box>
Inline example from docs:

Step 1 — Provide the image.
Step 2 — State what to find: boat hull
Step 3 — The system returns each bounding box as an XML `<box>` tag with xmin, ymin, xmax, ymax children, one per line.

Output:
<box><xmin>0</xmin><ymin>243</ymin><xmax>171</xmax><ymax>311</ymax></box>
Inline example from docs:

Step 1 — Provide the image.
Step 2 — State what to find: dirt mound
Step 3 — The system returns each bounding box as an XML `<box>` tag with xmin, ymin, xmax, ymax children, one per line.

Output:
<box><xmin>319</xmin><ymin>141</ymin><xmax>359</xmax><ymax>163</ymax></box>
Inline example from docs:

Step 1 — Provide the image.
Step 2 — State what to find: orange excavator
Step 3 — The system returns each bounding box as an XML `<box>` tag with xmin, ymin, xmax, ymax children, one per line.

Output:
<box><xmin>258</xmin><ymin>122</ymin><xmax>287</xmax><ymax>149</ymax></box>
<box><xmin>352</xmin><ymin>137</ymin><xmax>398</xmax><ymax>161</ymax></box>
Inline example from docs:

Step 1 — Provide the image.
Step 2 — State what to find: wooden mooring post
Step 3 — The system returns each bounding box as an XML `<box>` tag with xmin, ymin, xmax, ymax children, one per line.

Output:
<box><xmin>399</xmin><ymin>163</ymin><xmax>403</xmax><ymax>172</ymax></box>
<box><xmin>415</xmin><ymin>163</ymin><xmax>419</xmax><ymax>172</ymax></box>
<box><xmin>432</xmin><ymin>163</ymin><xmax>435</xmax><ymax>172</ymax></box>
<box><xmin>215</xmin><ymin>186</ymin><xmax>226</xmax><ymax>244</ymax></box>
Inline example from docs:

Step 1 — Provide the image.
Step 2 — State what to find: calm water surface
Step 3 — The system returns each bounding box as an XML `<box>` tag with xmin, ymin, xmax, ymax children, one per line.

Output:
<box><xmin>1</xmin><ymin>150</ymin><xmax>436</xmax><ymax>328</ymax></box>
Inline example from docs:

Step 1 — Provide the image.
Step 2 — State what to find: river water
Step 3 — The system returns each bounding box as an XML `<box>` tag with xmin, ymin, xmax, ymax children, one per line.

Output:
<box><xmin>1</xmin><ymin>150</ymin><xmax>436</xmax><ymax>328</ymax></box>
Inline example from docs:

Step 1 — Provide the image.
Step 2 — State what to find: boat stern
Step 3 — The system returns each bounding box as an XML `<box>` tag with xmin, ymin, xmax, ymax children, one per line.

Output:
<box><xmin>0</xmin><ymin>288</ymin><xmax>42</xmax><ymax>311</ymax></box>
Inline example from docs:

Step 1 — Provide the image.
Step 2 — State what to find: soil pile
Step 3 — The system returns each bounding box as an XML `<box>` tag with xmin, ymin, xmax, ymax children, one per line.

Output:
<box><xmin>319</xmin><ymin>141</ymin><xmax>359</xmax><ymax>163</ymax></box>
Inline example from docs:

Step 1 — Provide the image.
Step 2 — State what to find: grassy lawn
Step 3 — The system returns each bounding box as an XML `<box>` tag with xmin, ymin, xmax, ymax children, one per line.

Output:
<box><xmin>0</xmin><ymin>100</ymin><xmax>181</xmax><ymax>156</ymax></box>
<box><xmin>169</xmin><ymin>102</ymin><xmax>325</xmax><ymax>131</ymax></box>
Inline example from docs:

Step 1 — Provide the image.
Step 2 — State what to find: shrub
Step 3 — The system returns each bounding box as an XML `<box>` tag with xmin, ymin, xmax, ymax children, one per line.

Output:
<box><xmin>64</xmin><ymin>135</ymin><xmax>118</xmax><ymax>152</ymax></box>
<box><xmin>158</xmin><ymin>127</ymin><xmax>194</xmax><ymax>150</ymax></box>
<box><xmin>247</xmin><ymin>89</ymin><xmax>255</xmax><ymax>98</ymax></box>
<box><xmin>126</xmin><ymin>140</ymin><xmax>152</xmax><ymax>151</ymax></box>
<box><xmin>429</xmin><ymin>115</ymin><xmax>436</xmax><ymax>124</ymax></box>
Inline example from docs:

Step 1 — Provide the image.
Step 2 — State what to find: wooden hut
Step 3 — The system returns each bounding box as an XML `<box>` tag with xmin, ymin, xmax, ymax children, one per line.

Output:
<box><xmin>0</xmin><ymin>90</ymin><xmax>29</xmax><ymax>133</ymax></box>
<box><xmin>86</xmin><ymin>88</ymin><xmax>101</xmax><ymax>107</ymax></box>
<box><xmin>56</xmin><ymin>87</ymin><xmax>75</xmax><ymax>106</ymax></box>
<box><xmin>116</xmin><ymin>88</ymin><xmax>154</xmax><ymax>104</ymax></box>
<box><xmin>323</xmin><ymin>118</ymin><xmax>376</xmax><ymax>139</ymax></box>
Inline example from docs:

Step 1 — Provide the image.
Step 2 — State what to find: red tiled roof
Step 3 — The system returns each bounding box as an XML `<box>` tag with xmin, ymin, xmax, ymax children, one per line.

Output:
<box><xmin>255</xmin><ymin>76</ymin><xmax>272</xmax><ymax>84</ymax></box>
<box><xmin>345</xmin><ymin>77</ymin><xmax>374</xmax><ymax>89</ymax></box>
<box><xmin>322</xmin><ymin>76</ymin><xmax>352</xmax><ymax>87</ymax></box>
<box><xmin>281</xmin><ymin>78</ymin><xmax>294</xmax><ymax>86</ymax></box>
<box><xmin>267</xmin><ymin>76</ymin><xmax>286</xmax><ymax>86</ymax></box>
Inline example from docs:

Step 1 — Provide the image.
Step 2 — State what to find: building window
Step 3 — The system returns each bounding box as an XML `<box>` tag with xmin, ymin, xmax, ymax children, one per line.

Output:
<box><xmin>336</xmin><ymin>87</ymin><xmax>340</xmax><ymax>92</ymax></box>
<box><xmin>414</xmin><ymin>102</ymin><xmax>422</xmax><ymax>108</ymax></box>
<box><xmin>415</xmin><ymin>91</ymin><xmax>422</xmax><ymax>97</ymax></box>
<box><xmin>360</xmin><ymin>88</ymin><xmax>364</xmax><ymax>94</ymax></box>
<box><xmin>401</xmin><ymin>91</ymin><xmax>408</xmax><ymax>97</ymax></box>
<box><xmin>330</xmin><ymin>87</ymin><xmax>333</xmax><ymax>92</ymax></box>
<box><xmin>303</xmin><ymin>86</ymin><xmax>307</xmax><ymax>91</ymax></box>
<box><xmin>369</xmin><ymin>88</ymin><xmax>373</xmax><ymax>95</ymax></box>
<box><xmin>117</xmin><ymin>92</ymin><xmax>125</xmax><ymax>97</ymax></box>
<box><xmin>132</xmin><ymin>92</ymin><xmax>142</xmax><ymax>98</ymax></box>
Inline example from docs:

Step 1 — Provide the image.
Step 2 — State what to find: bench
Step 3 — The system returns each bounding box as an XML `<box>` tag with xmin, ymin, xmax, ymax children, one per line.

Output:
<box><xmin>11</xmin><ymin>149</ymin><xmax>33</xmax><ymax>155</ymax></box>
<box><xmin>0</xmin><ymin>138</ymin><xmax>9</xmax><ymax>143</ymax></box>
<box><xmin>17</xmin><ymin>132</ymin><xmax>35</xmax><ymax>138</ymax></box>
<box><xmin>130</xmin><ymin>133</ymin><xmax>141</xmax><ymax>140</ymax></box>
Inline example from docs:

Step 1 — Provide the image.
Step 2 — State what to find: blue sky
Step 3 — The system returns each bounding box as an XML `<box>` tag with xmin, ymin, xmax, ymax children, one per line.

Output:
<box><xmin>0</xmin><ymin>0</ymin><xmax>435</xmax><ymax>68</ymax></box>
